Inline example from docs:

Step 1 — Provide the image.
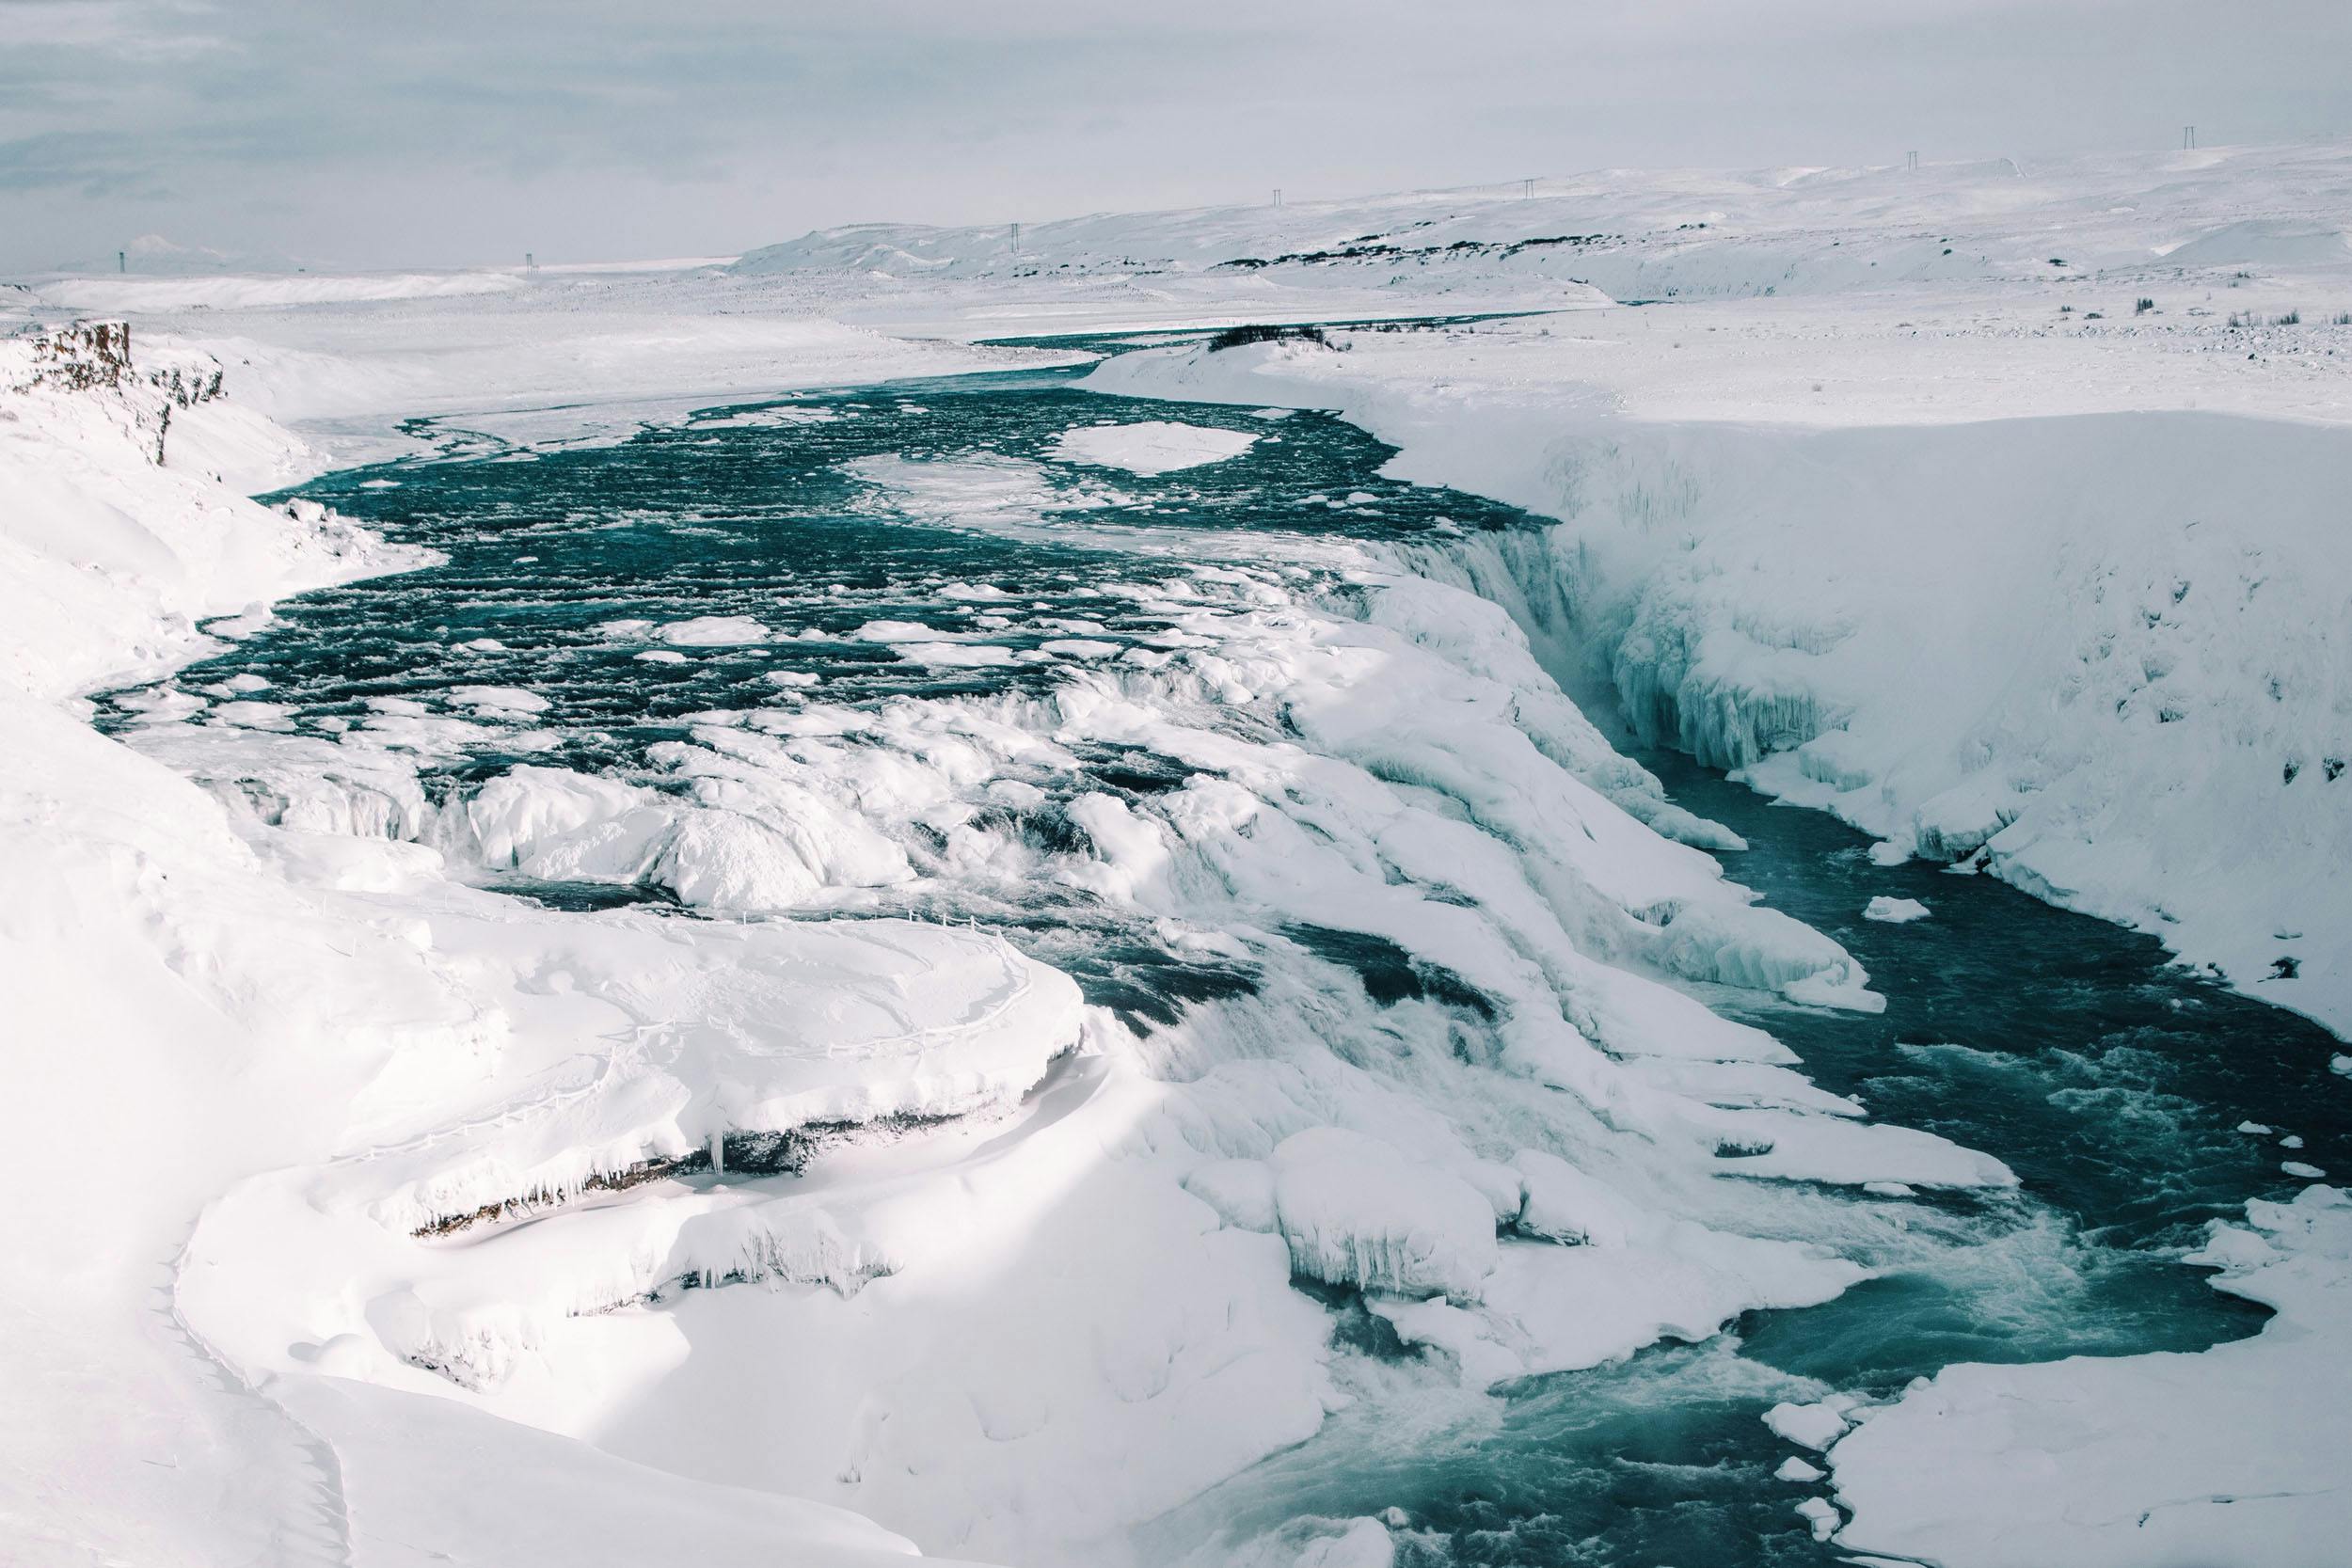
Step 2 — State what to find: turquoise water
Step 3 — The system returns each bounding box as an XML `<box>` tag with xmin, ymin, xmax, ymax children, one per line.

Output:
<box><xmin>111</xmin><ymin>341</ymin><xmax>2349</xmax><ymax>1566</ymax></box>
<box><xmin>1143</xmin><ymin>748</ymin><xmax>2344</xmax><ymax>1568</ymax></box>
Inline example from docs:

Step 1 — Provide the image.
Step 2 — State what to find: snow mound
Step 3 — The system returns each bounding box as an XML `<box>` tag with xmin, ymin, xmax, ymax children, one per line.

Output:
<box><xmin>1641</xmin><ymin>896</ymin><xmax>1886</xmax><ymax>1012</ymax></box>
<box><xmin>2160</xmin><ymin>218</ymin><xmax>2352</xmax><ymax>268</ymax></box>
<box><xmin>1269</xmin><ymin>1128</ymin><xmax>1499</xmax><ymax>1301</ymax></box>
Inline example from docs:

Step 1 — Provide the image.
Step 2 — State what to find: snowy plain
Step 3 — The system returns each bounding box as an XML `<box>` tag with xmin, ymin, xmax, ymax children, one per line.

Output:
<box><xmin>6</xmin><ymin>141</ymin><xmax>2352</xmax><ymax>1567</ymax></box>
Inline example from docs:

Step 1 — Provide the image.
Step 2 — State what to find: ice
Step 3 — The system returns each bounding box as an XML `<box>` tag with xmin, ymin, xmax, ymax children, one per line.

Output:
<box><xmin>22</xmin><ymin>346</ymin><xmax>2027</xmax><ymax>1562</ymax></box>
<box><xmin>1482</xmin><ymin>1231</ymin><xmax>1860</xmax><ymax>1379</ymax></box>
<box><xmin>1089</xmin><ymin>249</ymin><xmax>2352</xmax><ymax>1045</ymax></box>
<box><xmin>444</xmin><ymin>764</ymin><xmax>666</xmax><ymax>874</ymax></box>
<box><xmin>446</xmin><ymin>684</ymin><xmax>551</xmax><ymax>716</ymax></box>
<box><xmin>1269</xmin><ymin>1128</ymin><xmax>1499</xmax><ymax>1301</ymax></box>
<box><xmin>1640</xmin><ymin>895</ymin><xmax>1886</xmax><ymax>1012</ymax></box>
<box><xmin>1765</xmin><ymin>1396</ymin><xmax>1859</xmax><ymax>1450</ymax></box>
<box><xmin>1828</xmin><ymin>1187</ymin><xmax>2352</xmax><ymax>1567</ymax></box>
<box><xmin>19</xmin><ymin>142</ymin><xmax>2352</xmax><ymax>1567</ymax></box>
<box><xmin>1864</xmin><ymin>895</ymin><xmax>1931</xmax><ymax>924</ymax></box>
<box><xmin>1046</xmin><ymin>420</ymin><xmax>1257</xmax><ymax>475</ymax></box>
<box><xmin>1184</xmin><ymin>1158</ymin><xmax>1279</xmax><ymax>1233</ymax></box>
<box><xmin>853</xmin><ymin>618</ymin><xmax>944</xmax><ymax>641</ymax></box>
<box><xmin>1513</xmin><ymin>1148</ymin><xmax>1646</xmax><ymax>1247</ymax></box>
<box><xmin>661</xmin><ymin>614</ymin><xmax>771</xmax><ymax>645</ymax></box>
<box><xmin>890</xmin><ymin>641</ymin><xmax>1019</xmax><ymax>668</ymax></box>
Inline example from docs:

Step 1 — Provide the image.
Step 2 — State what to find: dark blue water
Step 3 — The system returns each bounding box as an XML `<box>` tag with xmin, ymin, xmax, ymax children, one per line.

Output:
<box><xmin>107</xmin><ymin>341</ymin><xmax>2349</xmax><ymax>1567</ymax></box>
<box><xmin>163</xmin><ymin>369</ymin><xmax>1514</xmax><ymax>775</ymax></box>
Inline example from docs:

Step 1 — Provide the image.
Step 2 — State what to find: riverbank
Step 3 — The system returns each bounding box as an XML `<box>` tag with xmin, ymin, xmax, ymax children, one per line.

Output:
<box><xmin>1082</xmin><ymin>326</ymin><xmax>2352</xmax><ymax>1566</ymax></box>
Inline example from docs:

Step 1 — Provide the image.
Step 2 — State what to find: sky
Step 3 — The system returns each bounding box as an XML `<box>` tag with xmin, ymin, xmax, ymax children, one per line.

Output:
<box><xmin>6</xmin><ymin>0</ymin><xmax>2351</xmax><ymax>274</ymax></box>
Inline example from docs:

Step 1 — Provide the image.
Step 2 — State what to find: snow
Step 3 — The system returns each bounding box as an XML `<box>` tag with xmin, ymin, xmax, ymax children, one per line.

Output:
<box><xmin>1046</xmin><ymin>420</ymin><xmax>1257</xmax><ymax>475</ymax></box>
<box><xmin>0</xmin><ymin>324</ymin><xmax>1098</xmax><ymax>1568</ymax></box>
<box><xmin>1040</xmin><ymin>145</ymin><xmax>2352</xmax><ymax>1565</ymax></box>
<box><xmin>1765</xmin><ymin>1396</ymin><xmax>1859</xmax><ymax>1451</ymax></box>
<box><xmin>6</xmin><ymin>273</ymin><xmax>1087</xmax><ymax>479</ymax></box>
<box><xmin>1864</xmin><ymin>896</ymin><xmax>1931</xmax><ymax>924</ymax></box>
<box><xmin>1268</xmin><ymin>1128</ymin><xmax>1500</xmax><ymax>1301</ymax></box>
<box><xmin>8</xmin><ymin>320</ymin><xmax>2008</xmax><ymax>1566</ymax></box>
<box><xmin>1794</xmin><ymin>1497</ymin><xmax>1841</xmax><ymax>1541</ymax></box>
<box><xmin>38</xmin><ymin>270</ymin><xmax>527</xmax><ymax>310</ymax></box>
<box><xmin>1826</xmin><ymin>1187</ymin><xmax>2352</xmax><ymax>1568</ymax></box>
<box><xmin>1077</xmin><ymin>166</ymin><xmax>2352</xmax><ymax>1043</ymax></box>
<box><xmin>890</xmin><ymin>641</ymin><xmax>1020</xmax><ymax>668</ymax></box>
<box><xmin>661</xmin><ymin>614</ymin><xmax>771</xmax><ymax>645</ymax></box>
<box><xmin>9</xmin><ymin>138</ymin><xmax>2352</xmax><ymax>1568</ymax></box>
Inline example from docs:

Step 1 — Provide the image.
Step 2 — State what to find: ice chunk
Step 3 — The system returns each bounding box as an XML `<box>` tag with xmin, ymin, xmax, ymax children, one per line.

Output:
<box><xmin>1364</xmin><ymin>1295</ymin><xmax>1525</xmax><ymax>1387</ymax></box>
<box><xmin>660</xmin><ymin>615</ymin><xmax>770</xmax><ymax>645</ymax></box>
<box><xmin>1642</xmin><ymin>897</ymin><xmax>1885</xmax><ymax>1012</ymax></box>
<box><xmin>1481</xmin><ymin>1232</ymin><xmax>1861</xmax><ymax>1379</ymax></box>
<box><xmin>444</xmin><ymin>765</ymin><xmax>662</xmax><ymax>876</ymax></box>
<box><xmin>1047</xmin><ymin>420</ymin><xmax>1257</xmax><ymax>476</ymax></box>
<box><xmin>652</xmin><ymin>805</ymin><xmax>911</xmax><ymax>912</ymax></box>
<box><xmin>1911</xmin><ymin>774</ymin><xmax>2024</xmax><ymax>863</ymax></box>
<box><xmin>1184</xmin><ymin>1159</ymin><xmax>1278</xmax><ymax>1232</ymax></box>
<box><xmin>1765</xmin><ymin>1396</ymin><xmax>1859</xmax><ymax>1450</ymax></box>
<box><xmin>1863</xmin><ymin>895</ymin><xmax>1930</xmax><ymax>923</ymax></box>
<box><xmin>1269</xmin><ymin>1128</ymin><xmax>1498</xmax><ymax>1301</ymax></box>
<box><xmin>1513</xmin><ymin>1148</ymin><xmax>1647</xmax><ymax>1247</ymax></box>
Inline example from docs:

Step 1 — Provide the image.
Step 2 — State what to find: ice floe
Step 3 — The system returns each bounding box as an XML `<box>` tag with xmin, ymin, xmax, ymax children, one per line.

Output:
<box><xmin>1047</xmin><ymin>420</ymin><xmax>1258</xmax><ymax>475</ymax></box>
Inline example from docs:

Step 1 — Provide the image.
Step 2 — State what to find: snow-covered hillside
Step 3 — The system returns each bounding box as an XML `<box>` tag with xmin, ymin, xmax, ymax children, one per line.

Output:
<box><xmin>735</xmin><ymin>142</ymin><xmax>2352</xmax><ymax>307</ymax></box>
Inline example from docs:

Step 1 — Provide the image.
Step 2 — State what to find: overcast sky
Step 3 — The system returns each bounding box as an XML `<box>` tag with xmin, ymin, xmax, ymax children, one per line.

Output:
<box><xmin>7</xmin><ymin>0</ymin><xmax>2349</xmax><ymax>273</ymax></box>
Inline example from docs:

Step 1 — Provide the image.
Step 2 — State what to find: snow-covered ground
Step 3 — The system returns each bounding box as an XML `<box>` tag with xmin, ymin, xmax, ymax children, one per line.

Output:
<box><xmin>7</xmin><ymin>141</ymin><xmax>2352</xmax><ymax>1567</ymax></box>
<box><xmin>0</xmin><ymin>327</ymin><xmax>1085</xmax><ymax>1568</ymax></box>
